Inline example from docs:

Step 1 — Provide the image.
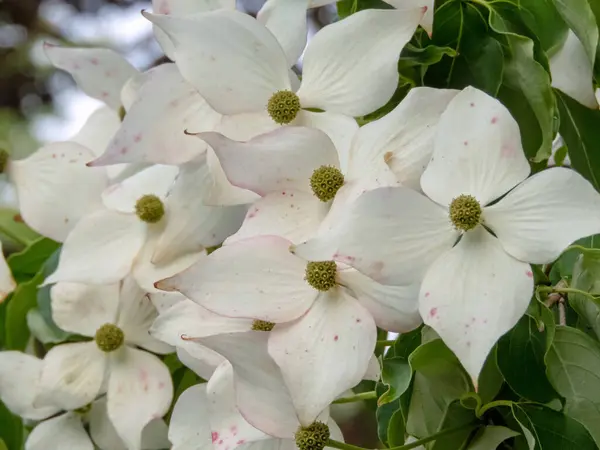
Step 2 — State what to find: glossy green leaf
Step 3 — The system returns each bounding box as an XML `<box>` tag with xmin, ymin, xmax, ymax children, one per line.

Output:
<box><xmin>546</xmin><ymin>326</ymin><xmax>600</xmax><ymax>446</ymax></box>
<box><xmin>552</xmin><ymin>235</ymin><xmax>600</xmax><ymax>281</ymax></box>
<box><xmin>376</xmin><ymin>381</ymin><xmax>400</xmax><ymax>446</ymax></box>
<box><xmin>0</xmin><ymin>438</ymin><xmax>7</xmax><ymax>450</ymax></box>
<box><xmin>467</xmin><ymin>426</ymin><xmax>519</xmax><ymax>450</ymax></box>
<box><xmin>478</xmin><ymin>347</ymin><xmax>504</xmax><ymax>404</ymax></box>
<box><xmin>4</xmin><ymin>270</ymin><xmax>44</xmax><ymax>350</ymax></box>
<box><xmin>0</xmin><ymin>401</ymin><xmax>22</xmax><ymax>450</ymax></box>
<box><xmin>570</xmin><ymin>253</ymin><xmax>600</xmax><ymax>339</ymax></box>
<box><xmin>387</xmin><ymin>409</ymin><xmax>406</xmax><ymax>447</ymax></box>
<box><xmin>336</xmin><ymin>0</ymin><xmax>391</xmax><ymax>18</ymax></box>
<box><xmin>497</xmin><ymin>315</ymin><xmax>559</xmax><ymax>403</ymax></box>
<box><xmin>552</xmin><ymin>0</ymin><xmax>598</xmax><ymax>62</ymax></box>
<box><xmin>0</xmin><ymin>209</ymin><xmax>39</xmax><ymax>247</ymax></box>
<box><xmin>430</xmin><ymin>401</ymin><xmax>478</xmax><ymax>450</ymax></box>
<box><xmin>390</xmin><ymin>326</ymin><xmax>422</xmax><ymax>360</ymax></box>
<box><xmin>379</xmin><ymin>357</ymin><xmax>412</xmax><ymax>405</ymax></box>
<box><xmin>7</xmin><ymin>237</ymin><xmax>60</xmax><ymax>283</ymax></box>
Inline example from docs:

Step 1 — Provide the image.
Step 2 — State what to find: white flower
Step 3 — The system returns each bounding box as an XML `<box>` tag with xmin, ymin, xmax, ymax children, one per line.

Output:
<box><xmin>159</xmin><ymin>235</ymin><xmax>421</xmax><ymax>425</ymax></box>
<box><xmin>0</xmin><ymin>352</ymin><xmax>169</xmax><ymax>450</ymax></box>
<box><xmin>34</xmin><ymin>278</ymin><xmax>173</xmax><ymax>450</ymax></box>
<box><xmin>0</xmin><ymin>241</ymin><xmax>16</xmax><ymax>303</ymax></box>
<box><xmin>294</xmin><ymin>86</ymin><xmax>600</xmax><ymax>381</ymax></box>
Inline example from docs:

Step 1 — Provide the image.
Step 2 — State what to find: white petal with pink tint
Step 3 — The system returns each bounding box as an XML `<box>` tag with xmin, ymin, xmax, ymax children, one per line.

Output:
<box><xmin>197</xmin><ymin>127</ymin><xmax>339</xmax><ymax>195</ymax></box>
<box><xmin>93</xmin><ymin>64</ymin><xmax>221</xmax><ymax>166</ymax></box>
<box><xmin>35</xmin><ymin>341</ymin><xmax>107</xmax><ymax>411</ymax></box>
<box><xmin>338</xmin><ymin>269</ymin><xmax>421</xmax><ymax>333</ymax></box>
<box><xmin>26</xmin><ymin>412</ymin><xmax>93</xmax><ymax>450</ymax></box>
<box><xmin>382</xmin><ymin>0</ymin><xmax>434</xmax><ymax>36</ymax></box>
<box><xmin>178</xmin><ymin>347</ymin><xmax>224</xmax><ymax>381</ymax></box>
<box><xmin>168</xmin><ymin>384</ymin><xmax>212</xmax><ymax>450</ymax></box>
<box><xmin>107</xmin><ymin>347</ymin><xmax>173</xmax><ymax>450</ymax></box>
<box><xmin>10</xmin><ymin>142</ymin><xmax>108</xmax><ymax>242</ymax></box>
<box><xmin>51</xmin><ymin>282</ymin><xmax>120</xmax><ymax>337</ymax></box>
<box><xmin>420</xmin><ymin>227</ymin><xmax>534</xmax><ymax>380</ymax></box>
<box><xmin>294</xmin><ymin>187</ymin><xmax>457</xmax><ymax>285</ymax></box>
<box><xmin>296</xmin><ymin>8</ymin><xmax>424</xmax><ymax>116</ymax></box>
<box><xmin>0</xmin><ymin>243</ymin><xmax>15</xmax><ymax>303</ymax></box>
<box><xmin>225</xmin><ymin>191</ymin><xmax>327</xmax><ymax>245</ymax></box>
<box><xmin>0</xmin><ymin>352</ymin><xmax>59</xmax><ymax>420</ymax></box>
<box><xmin>144</xmin><ymin>10</ymin><xmax>291</xmax><ymax>114</ymax></box>
<box><xmin>207</xmin><ymin>362</ymin><xmax>268</xmax><ymax>450</ymax></box>
<box><xmin>364</xmin><ymin>354</ymin><xmax>381</xmax><ymax>382</ymax></box>
<box><xmin>205</xmin><ymin>148</ymin><xmax>261</xmax><ymax>206</ymax></box>
<box><xmin>199</xmin><ymin>332</ymin><xmax>299</xmax><ymax>439</ymax></box>
<box><xmin>484</xmin><ymin>167</ymin><xmax>600</xmax><ymax>264</ymax></box>
<box><xmin>347</xmin><ymin>87</ymin><xmax>458</xmax><ymax>190</ymax></box>
<box><xmin>102</xmin><ymin>164</ymin><xmax>179</xmax><ymax>213</ymax></box>
<box><xmin>216</xmin><ymin>111</ymin><xmax>279</xmax><ymax>142</ymax></box>
<box><xmin>269</xmin><ymin>289</ymin><xmax>376</xmax><ymax>425</ymax></box>
<box><xmin>44</xmin><ymin>44</ymin><xmax>137</xmax><ymax>111</ymax></box>
<box><xmin>421</xmin><ymin>86</ymin><xmax>530</xmax><ymax>206</ymax></box>
<box><xmin>166</xmin><ymin>236</ymin><xmax>316</xmax><ymax>322</ymax></box>
<box><xmin>45</xmin><ymin>210</ymin><xmax>146</xmax><ymax>285</ymax></box>
<box><xmin>71</xmin><ymin>106</ymin><xmax>120</xmax><ymax>158</ymax></box>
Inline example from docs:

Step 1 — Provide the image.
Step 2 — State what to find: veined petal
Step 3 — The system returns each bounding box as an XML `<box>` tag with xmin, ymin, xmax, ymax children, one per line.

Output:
<box><xmin>10</xmin><ymin>142</ymin><xmax>109</xmax><ymax>242</ymax></box>
<box><xmin>338</xmin><ymin>269</ymin><xmax>421</xmax><ymax>333</ymax></box>
<box><xmin>199</xmin><ymin>331</ymin><xmax>299</xmax><ymax>439</ymax></box>
<box><xmin>36</xmin><ymin>341</ymin><xmax>107</xmax><ymax>411</ymax></box>
<box><xmin>196</xmin><ymin>127</ymin><xmax>339</xmax><ymax>195</ymax></box>
<box><xmin>257</xmin><ymin>0</ymin><xmax>310</xmax><ymax>65</ymax></box>
<box><xmin>0</xmin><ymin>243</ymin><xmax>16</xmax><ymax>303</ymax></box>
<box><xmin>71</xmin><ymin>106</ymin><xmax>120</xmax><ymax>160</ymax></box>
<box><xmin>148</xmin><ymin>291</ymin><xmax>184</xmax><ymax>314</ymax></box>
<box><xmin>207</xmin><ymin>362</ymin><xmax>269</xmax><ymax>450</ymax></box>
<box><xmin>44</xmin><ymin>44</ymin><xmax>137</xmax><ymax>111</ymax></box>
<box><xmin>420</xmin><ymin>227</ymin><xmax>534</xmax><ymax>380</ymax></box>
<box><xmin>225</xmin><ymin>191</ymin><xmax>328</xmax><ymax>245</ymax></box>
<box><xmin>51</xmin><ymin>282</ymin><xmax>120</xmax><ymax>337</ymax></box>
<box><xmin>296</xmin><ymin>8</ymin><xmax>425</xmax><ymax>116</ymax></box>
<box><xmin>143</xmin><ymin>10</ymin><xmax>291</xmax><ymax>114</ymax></box>
<box><xmin>177</xmin><ymin>347</ymin><xmax>224</xmax><ymax>381</ymax></box>
<box><xmin>168</xmin><ymin>384</ymin><xmax>212</xmax><ymax>450</ymax></box>
<box><xmin>347</xmin><ymin>87</ymin><xmax>458</xmax><ymax>190</ymax></box>
<box><xmin>295</xmin><ymin>110</ymin><xmax>359</xmax><ymax>175</ymax></box>
<box><xmin>45</xmin><ymin>210</ymin><xmax>146</xmax><ymax>285</ymax></box>
<box><xmin>382</xmin><ymin>0</ymin><xmax>434</xmax><ymax>36</ymax></box>
<box><xmin>26</xmin><ymin>413</ymin><xmax>93</xmax><ymax>450</ymax></box>
<box><xmin>268</xmin><ymin>289</ymin><xmax>376</xmax><ymax>425</ymax></box>
<box><xmin>152</xmin><ymin>159</ymin><xmax>247</xmax><ymax>264</ymax></box>
<box><xmin>102</xmin><ymin>164</ymin><xmax>179</xmax><ymax>214</ymax></box>
<box><xmin>92</xmin><ymin>64</ymin><xmax>221</xmax><ymax>167</ymax></box>
<box><xmin>152</xmin><ymin>0</ymin><xmax>236</xmax><ymax>60</ymax></box>
<box><xmin>550</xmin><ymin>30</ymin><xmax>598</xmax><ymax>109</ymax></box>
<box><xmin>485</xmin><ymin>167</ymin><xmax>600</xmax><ymax>264</ymax></box>
<box><xmin>150</xmin><ymin>299</ymin><xmax>252</xmax><ymax>347</ymax></box>
<box><xmin>116</xmin><ymin>278</ymin><xmax>173</xmax><ymax>354</ymax></box>
<box><xmin>107</xmin><ymin>347</ymin><xmax>173</xmax><ymax>450</ymax></box>
<box><xmin>421</xmin><ymin>86</ymin><xmax>530</xmax><ymax>206</ymax></box>
<box><xmin>294</xmin><ymin>187</ymin><xmax>457</xmax><ymax>285</ymax></box>
<box><xmin>0</xmin><ymin>352</ymin><xmax>59</xmax><ymax>420</ymax></box>
<box><xmin>162</xmin><ymin>236</ymin><xmax>317</xmax><ymax>323</ymax></box>
<box><xmin>120</xmin><ymin>70</ymin><xmax>147</xmax><ymax>112</ymax></box>
<box><xmin>216</xmin><ymin>111</ymin><xmax>279</xmax><ymax>142</ymax></box>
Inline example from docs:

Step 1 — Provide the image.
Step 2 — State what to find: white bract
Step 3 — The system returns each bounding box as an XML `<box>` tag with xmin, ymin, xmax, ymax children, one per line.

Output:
<box><xmin>34</xmin><ymin>278</ymin><xmax>173</xmax><ymax>450</ymax></box>
<box><xmin>294</xmin><ymin>86</ymin><xmax>600</xmax><ymax>381</ymax></box>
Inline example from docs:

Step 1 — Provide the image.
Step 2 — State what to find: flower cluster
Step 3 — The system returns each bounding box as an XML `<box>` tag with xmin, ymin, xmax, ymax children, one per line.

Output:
<box><xmin>1</xmin><ymin>0</ymin><xmax>600</xmax><ymax>449</ymax></box>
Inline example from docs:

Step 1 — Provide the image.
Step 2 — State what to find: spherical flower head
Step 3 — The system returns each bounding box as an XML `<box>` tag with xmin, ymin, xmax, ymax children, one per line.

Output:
<box><xmin>310</xmin><ymin>166</ymin><xmax>344</xmax><ymax>202</ymax></box>
<box><xmin>267</xmin><ymin>90</ymin><xmax>300</xmax><ymax>125</ymax></box>
<box><xmin>95</xmin><ymin>323</ymin><xmax>125</xmax><ymax>352</ymax></box>
<box><xmin>449</xmin><ymin>194</ymin><xmax>482</xmax><ymax>231</ymax></box>
<box><xmin>305</xmin><ymin>261</ymin><xmax>337</xmax><ymax>291</ymax></box>
<box><xmin>135</xmin><ymin>194</ymin><xmax>165</xmax><ymax>223</ymax></box>
<box><xmin>252</xmin><ymin>320</ymin><xmax>275</xmax><ymax>331</ymax></box>
<box><xmin>295</xmin><ymin>422</ymin><xmax>330</xmax><ymax>450</ymax></box>
<box><xmin>0</xmin><ymin>149</ymin><xmax>9</xmax><ymax>174</ymax></box>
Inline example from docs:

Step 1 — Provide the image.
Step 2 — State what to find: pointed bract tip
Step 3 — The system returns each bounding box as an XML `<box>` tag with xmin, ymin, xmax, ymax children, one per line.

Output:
<box><xmin>154</xmin><ymin>278</ymin><xmax>176</xmax><ymax>292</ymax></box>
<box><xmin>422</xmin><ymin>6</ymin><xmax>428</xmax><ymax>12</ymax></box>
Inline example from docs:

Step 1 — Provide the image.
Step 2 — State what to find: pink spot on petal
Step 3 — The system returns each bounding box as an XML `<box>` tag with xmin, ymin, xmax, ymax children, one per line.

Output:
<box><xmin>219</xmin><ymin>440</ymin><xmax>223</xmax><ymax>445</ymax></box>
<box><xmin>526</xmin><ymin>270</ymin><xmax>533</xmax><ymax>278</ymax></box>
<box><xmin>134</xmin><ymin>134</ymin><xmax>143</xmax><ymax>143</ymax></box>
<box><xmin>463</xmin><ymin>141</ymin><xmax>468</xmax><ymax>146</ymax></box>
<box><xmin>212</xmin><ymin>433</ymin><xmax>219</xmax><ymax>443</ymax></box>
<box><xmin>470</xmin><ymin>102</ymin><xmax>475</xmax><ymax>107</ymax></box>
<box><xmin>158</xmin><ymin>382</ymin><xmax>165</xmax><ymax>389</ymax></box>
<box><xmin>101</xmin><ymin>91</ymin><xmax>109</xmax><ymax>98</ymax></box>
<box><xmin>429</xmin><ymin>307</ymin><xmax>437</xmax><ymax>318</ymax></box>
<box><xmin>491</xmin><ymin>117</ymin><xmax>498</xmax><ymax>124</ymax></box>
<box><xmin>356</xmin><ymin>318</ymin><xmax>361</xmax><ymax>323</ymax></box>
<box><xmin>90</xmin><ymin>57</ymin><xmax>99</xmax><ymax>65</ymax></box>
<box><xmin>237</xmin><ymin>440</ymin><xmax>245</xmax><ymax>445</ymax></box>
<box><xmin>425</xmin><ymin>292</ymin><xmax>430</xmax><ymax>297</ymax></box>
<box><xmin>230</xmin><ymin>426</ymin><xmax>237</xmax><ymax>435</ymax></box>
<box><xmin>334</xmin><ymin>335</ymin><xmax>339</xmax><ymax>341</ymax></box>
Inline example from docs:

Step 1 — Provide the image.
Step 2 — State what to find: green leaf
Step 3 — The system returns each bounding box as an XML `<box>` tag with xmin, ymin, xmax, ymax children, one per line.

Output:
<box><xmin>27</xmin><ymin>308</ymin><xmax>70</xmax><ymax>344</ymax></box>
<box><xmin>570</xmin><ymin>253</ymin><xmax>600</xmax><ymax>339</ymax></box>
<box><xmin>467</xmin><ymin>426</ymin><xmax>520</xmax><ymax>449</ymax></box>
<box><xmin>390</xmin><ymin>326</ymin><xmax>422</xmax><ymax>360</ymax></box>
<box><xmin>551</xmin><ymin>0</ymin><xmax>599</xmax><ymax>62</ymax></box>
<box><xmin>497</xmin><ymin>315</ymin><xmax>559</xmax><ymax>403</ymax></box>
<box><xmin>387</xmin><ymin>409</ymin><xmax>406</xmax><ymax>447</ymax></box>
<box><xmin>0</xmin><ymin>438</ymin><xmax>7</xmax><ymax>450</ymax></box>
<box><xmin>4</xmin><ymin>270</ymin><xmax>44</xmax><ymax>350</ymax></box>
<box><xmin>546</xmin><ymin>326</ymin><xmax>600</xmax><ymax>446</ymax></box>
<box><xmin>406</xmin><ymin>339</ymin><xmax>473</xmax><ymax>438</ymax></box>
<box><xmin>552</xmin><ymin>235</ymin><xmax>600</xmax><ymax>281</ymax></box>
<box><xmin>556</xmin><ymin>90</ymin><xmax>600</xmax><ymax>191</ymax></box>
<box><xmin>478</xmin><ymin>347</ymin><xmax>504</xmax><ymax>404</ymax></box>
<box><xmin>379</xmin><ymin>357</ymin><xmax>412</xmax><ymax>405</ymax></box>
<box><xmin>0</xmin><ymin>209</ymin><xmax>39</xmax><ymax>247</ymax></box>
<box><xmin>7</xmin><ymin>237</ymin><xmax>60</xmax><ymax>282</ymax></box>
<box><xmin>376</xmin><ymin>382</ymin><xmax>400</xmax><ymax>446</ymax></box>
<box><xmin>430</xmin><ymin>401</ymin><xmax>478</xmax><ymax>450</ymax></box>
<box><xmin>0</xmin><ymin>401</ymin><xmax>22</xmax><ymax>450</ymax></box>
<box><xmin>336</xmin><ymin>0</ymin><xmax>392</xmax><ymax>18</ymax></box>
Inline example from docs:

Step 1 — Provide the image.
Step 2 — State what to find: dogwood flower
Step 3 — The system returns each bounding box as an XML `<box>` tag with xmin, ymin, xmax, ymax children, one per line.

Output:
<box><xmin>159</xmin><ymin>234</ymin><xmax>421</xmax><ymax>425</ymax></box>
<box><xmin>0</xmin><ymin>352</ymin><xmax>170</xmax><ymax>450</ymax></box>
<box><xmin>294</xmin><ymin>86</ymin><xmax>600</xmax><ymax>381</ymax></box>
<box><xmin>0</xmin><ymin>241</ymin><xmax>16</xmax><ymax>303</ymax></box>
<box><xmin>34</xmin><ymin>278</ymin><xmax>173</xmax><ymax>449</ymax></box>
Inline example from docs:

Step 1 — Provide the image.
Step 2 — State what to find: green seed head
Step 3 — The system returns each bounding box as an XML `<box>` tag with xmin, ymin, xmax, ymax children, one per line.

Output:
<box><xmin>118</xmin><ymin>105</ymin><xmax>126</xmax><ymax>121</ymax></box>
<box><xmin>95</xmin><ymin>323</ymin><xmax>125</xmax><ymax>353</ymax></box>
<box><xmin>252</xmin><ymin>320</ymin><xmax>275</xmax><ymax>331</ymax></box>
<box><xmin>305</xmin><ymin>261</ymin><xmax>337</xmax><ymax>291</ymax></box>
<box><xmin>449</xmin><ymin>194</ymin><xmax>482</xmax><ymax>231</ymax></box>
<box><xmin>310</xmin><ymin>165</ymin><xmax>344</xmax><ymax>202</ymax></box>
<box><xmin>295</xmin><ymin>422</ymin><xmax>330</xmax><ymax>450</ymax></box>
<box><xmin>135</xmin><ymin>194</ymin><xmax>165</xmax><ymax>223</ymax></box>
<box><xmin>267</xmin><ymin>90</ymin><xmax>301</xmax><ymax>125</ymax></box>
<box><xmin>0</xmin><ymin>149</ymin><xmax>9</xmax><ymax>174</ymax></box>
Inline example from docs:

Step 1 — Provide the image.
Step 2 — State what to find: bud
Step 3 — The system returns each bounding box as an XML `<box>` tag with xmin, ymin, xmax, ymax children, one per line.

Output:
<box><xmin>95</xmin><ymin>323</ymin><xmax>125</xmax><ymax>352</ymax></box>
<box><xmin>449</xmin><ymin>194</ymin><xmax>482</xmax><ymax>231</ymax></box>
<box><xmin>267</xmin><ymin>90</ymin><xmax>301</xmax><ymax>125</ymax></box>
<box><xmin>295</xmin><ymin>422</ymin><xmax>330</xmax><ymax>450</ymax></box>
<box><xmin>310</xmin><ymin>166</ymin><xmax>344</xmax><ymax>202</ymax></box>
<box><xmin>305</xmin><ymin>261</ymin><xmax>337</xmax><ymax>291</ymax></box>
<box><xmin>135</xmin><ymin>194</ymin><xmax>165</xmax><ymax>223</ymax></box>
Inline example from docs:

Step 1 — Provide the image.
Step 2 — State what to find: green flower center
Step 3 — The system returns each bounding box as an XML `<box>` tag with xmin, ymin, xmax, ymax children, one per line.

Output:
<box><xmin>310</xmin><ymin>166</ymin><xmax>344</xmax><ymax>202</ymax></box>
<box><xmin>305</xmin><ymin>261</ymin><xmax>337</xmax><ymax>291</ymax></box>
<box><xmin>118</xmin><ymin>105</ymin><xmax>126</xmax><ymax>121</ymax></box>
<box><xmin>95</xmin><ymin>323</ymin><xmax>125</xmax><ymax>353</ymax></box>
<box><xmin>267</xmin><ymin>90</ymin><xmax>301</xmax><ymax>125</ymax></box>
<box><xmin>449</xmin><ymin>194</ymin><xmax>482</xmax><ymax>231</ymax></box>
<box><xmin>0</xmin><ymin>149</ymin><xmax>9</xmax><ymax>174</ymax></box>
<box><xmin>74</xmin><ymin>404</ymin><xmax>92</xmax><ymax>415</ymax></box>
<box><xmin>295</xmin><ymin>422</ymin><xmax>330</xmax><ymax>450</ymax></box>
<box><xmin>252</xmin><ymin>320</ymin><xmax>275</xmax><ymax>331</ymax></box>
<box><xmin>135</xmin><ymin>194</ymin><xmax>165</xmax><ymax>223</ymax></box>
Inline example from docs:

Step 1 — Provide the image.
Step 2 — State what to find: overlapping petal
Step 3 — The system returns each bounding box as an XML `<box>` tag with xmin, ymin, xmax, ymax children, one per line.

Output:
<box><xmin>26</xmin><ymin>413</ymin><xmax>93</xmax><ymax>450</ymax></box>
<box><xmin>168</xmin><ymin>384</ymin><xmax>213</xmax><ymax>450</ymax></box>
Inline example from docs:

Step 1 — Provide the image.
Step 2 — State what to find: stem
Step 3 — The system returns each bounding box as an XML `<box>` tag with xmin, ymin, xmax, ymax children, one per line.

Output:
<box><xmin>375</xmin><ymin>339</ymin><xmax>396</xmax><ymax>348</ymax></box>
<box><xmin>0</xmin><ymin>223</ymin><xmax>28</xmax><ymax>246</ymax></box>
<box><xmin>388</xmin><ymin>424</ymin><xmax>475</xmax><ymax>450</ymax></box>
<box><xmin>477</xmin><ymin>400</ymin><xmax>514</xmax><ymax>417</ymax></box>
<box><xmin>558</xmin><ymin>298</ymin><xmax>567</xmax><ymax>326</ymax></box>
<box><xmin>327</xmin><ymin>440</ymin><xmax>365</xmax><ymax>450</ymax></box>
<box><xmin>332</xmin><ymin>391</ymin><xmax>377</xmax><ymax>404</ymax></box>
<box><xmin>539</xmin><ymin>286</ymin><xmax>599</xmax><ymax>302</ymax></box>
